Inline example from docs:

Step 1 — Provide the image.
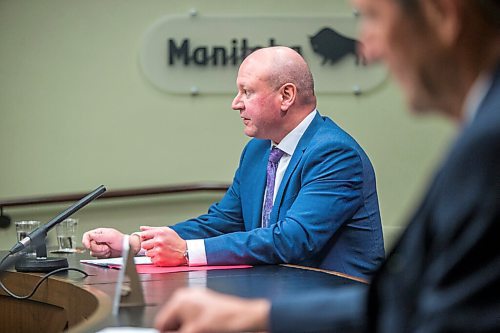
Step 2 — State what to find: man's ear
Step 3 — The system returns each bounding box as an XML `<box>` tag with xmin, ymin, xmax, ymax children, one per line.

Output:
<box><xmin>279</xmin><ymin>83</ymin><xmax>297</xmax><ymax>112</ymax></box>
<box><xmin>422</xmin><ymin>0</ymin><xmax>463</xmax><ymax>47</ymax></box>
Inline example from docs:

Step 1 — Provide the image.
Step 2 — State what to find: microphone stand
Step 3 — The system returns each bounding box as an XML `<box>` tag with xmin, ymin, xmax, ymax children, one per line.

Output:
<box><xmin>14</xmin><ymin>240</ymin><xmax>69</xmax><ymax>273</ymax></box>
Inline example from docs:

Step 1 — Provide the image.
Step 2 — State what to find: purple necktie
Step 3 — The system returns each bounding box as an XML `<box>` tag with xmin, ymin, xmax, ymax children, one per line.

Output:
<box><xmin>262</xmin><ymin>147</ymin><xmax>285</xmax><ymax>228</ymax></box>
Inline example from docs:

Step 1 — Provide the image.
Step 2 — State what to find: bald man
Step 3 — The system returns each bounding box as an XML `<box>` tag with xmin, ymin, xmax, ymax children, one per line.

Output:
<box><xmin>82</xmin><ymin>46</ymin><xmax>384</xmax><ymax>279</ymax></box>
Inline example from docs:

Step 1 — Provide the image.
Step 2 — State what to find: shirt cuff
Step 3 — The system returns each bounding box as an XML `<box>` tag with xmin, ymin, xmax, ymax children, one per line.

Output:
<box><xmin>186</xmin><ymin>239</ymin><xmax>207</xmax><ymax>266</ymax></box>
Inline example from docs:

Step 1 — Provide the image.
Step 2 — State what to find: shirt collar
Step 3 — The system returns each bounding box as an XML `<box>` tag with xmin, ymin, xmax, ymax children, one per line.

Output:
<box><xmin>271</xmin><ymin>109</ymin><xmax>317</xmax><ymax>156</ymax></box>
<box><xmin>463</xmin><ymin>71</ymin><xmax>493</xmax><ymax>125</ymax></box>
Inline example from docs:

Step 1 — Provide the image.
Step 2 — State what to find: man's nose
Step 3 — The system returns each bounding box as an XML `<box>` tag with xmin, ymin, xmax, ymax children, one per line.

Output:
<box><xmin>232</xmin><ymin>93</ymin><xmax>243</xmax><ymax>110</ymax></box>
<box><xmin>358</xmin><ymin>29</ymin><xmax>383</xmax><ymax>64</ymax></box>
<box><xmin>359</xmin><ymin>41</ymin><xmax>383</xmax><ymax>64</ymax></box>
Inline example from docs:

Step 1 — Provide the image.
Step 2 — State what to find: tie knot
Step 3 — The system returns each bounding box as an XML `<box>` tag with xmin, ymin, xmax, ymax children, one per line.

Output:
<box><xmin>269</xmin><ymin>147</ymin><xmax>285</xmax><ymax>164</ymax></box>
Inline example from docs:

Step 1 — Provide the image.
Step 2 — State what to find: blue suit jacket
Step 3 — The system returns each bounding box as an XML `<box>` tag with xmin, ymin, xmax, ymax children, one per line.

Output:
<box><xmin>171</xmin><ymin>112</ymin><xmax>384</xmax><ymax>279</ymax></box>
<box><xmin>270</xmin><ymin>67</ymin><xmax>500</xmax><ymax>333</ymax></box>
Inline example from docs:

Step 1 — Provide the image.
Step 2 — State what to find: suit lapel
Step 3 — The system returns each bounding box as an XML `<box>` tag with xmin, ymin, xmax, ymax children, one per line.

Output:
<box><xmin>249</xmin><ymin>145</ymin><xmax>271</xmax><ymax>230</ymax></box>
<box><xmin>270</xmin><ymin>113</ymin><xmax>324</xmax><ymax>223</ymax></box>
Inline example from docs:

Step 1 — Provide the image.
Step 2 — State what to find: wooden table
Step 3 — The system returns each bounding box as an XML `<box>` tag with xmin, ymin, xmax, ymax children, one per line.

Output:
<box><xmin>0</xmin><ymin>251</ymin><xmax>365</xmax><ymax>332</ymax></box>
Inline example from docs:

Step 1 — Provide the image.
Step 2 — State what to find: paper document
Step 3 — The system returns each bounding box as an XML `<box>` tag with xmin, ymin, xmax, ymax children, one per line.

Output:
<box><xmin>80</xmin><ymin>256</ymin><xmax>152</xmax><ymax>267</ymax></box>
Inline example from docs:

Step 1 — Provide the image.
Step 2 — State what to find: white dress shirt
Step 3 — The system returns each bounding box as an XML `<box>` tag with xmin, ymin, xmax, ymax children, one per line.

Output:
<box><xmin>464</xmin><ymin>71</ymin><xmax>493</xmax><ymax>125</ymax></box>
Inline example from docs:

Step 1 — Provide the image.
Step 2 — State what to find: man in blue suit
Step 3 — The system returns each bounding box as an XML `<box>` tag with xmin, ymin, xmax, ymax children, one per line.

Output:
<box><xmin>82</xmin><ymin>46</ymin><xmax>384</xmax><ymax>279</ymax></box>
<box><xmin>153</xmin><ymin>0</ymin><xmax>500</xmax><ymax>332</ymax></box>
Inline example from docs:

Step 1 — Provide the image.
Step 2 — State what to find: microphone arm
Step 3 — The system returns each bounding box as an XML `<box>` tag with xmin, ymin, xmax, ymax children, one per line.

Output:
<box><xmin>9</xmin><ymin>185</ymin><xmax>106</xmax><ymax>255</ymax></box>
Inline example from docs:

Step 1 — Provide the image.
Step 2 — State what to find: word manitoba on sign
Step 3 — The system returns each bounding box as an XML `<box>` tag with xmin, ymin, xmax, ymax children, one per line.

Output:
<box><xmin>139</xmin><ymin>15</ymin><xmax>386</xmax><ymax>94</ymax></box>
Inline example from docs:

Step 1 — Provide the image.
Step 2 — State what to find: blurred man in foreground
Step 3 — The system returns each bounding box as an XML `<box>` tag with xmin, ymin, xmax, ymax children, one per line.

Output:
<box><xmin>154</xmin><ymin>0</ymin><xmax>500</xmax><ymax>332</ymax></box>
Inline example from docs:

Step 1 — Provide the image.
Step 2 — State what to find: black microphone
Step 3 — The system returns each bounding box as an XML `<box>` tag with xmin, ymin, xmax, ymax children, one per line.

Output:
<box><xmin>9</xmin><ymin>185</ymin><xmax>106</xmax><ymax>255</ymax></box>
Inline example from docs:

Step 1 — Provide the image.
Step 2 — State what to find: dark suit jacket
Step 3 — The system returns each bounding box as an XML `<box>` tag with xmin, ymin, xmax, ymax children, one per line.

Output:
<box><xmin>270</xmin><ymin>67</ymin><xmax>500</xmax><ymax>332</ymax></box>
<box><xmin>171</xmin><ymin>112</ymin><xmax>384</xmax><ymax>279</ymax></box>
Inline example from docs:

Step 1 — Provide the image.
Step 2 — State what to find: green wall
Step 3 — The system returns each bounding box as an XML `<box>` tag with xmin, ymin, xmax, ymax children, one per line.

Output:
<box><xmin>0</xmin><ymin>0</ymin><xmax>454</xmax><ymax>250</ymax></box>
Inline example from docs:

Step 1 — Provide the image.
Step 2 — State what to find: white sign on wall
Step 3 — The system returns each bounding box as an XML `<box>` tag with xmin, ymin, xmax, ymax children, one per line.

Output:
<box><xmin>139</xmin><ymin>14</ymin><xmax>387</xmax><ymax>95</ymax></box>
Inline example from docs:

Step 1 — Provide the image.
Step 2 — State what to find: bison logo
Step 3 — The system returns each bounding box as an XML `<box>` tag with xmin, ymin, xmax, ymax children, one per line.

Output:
<box><xmin>310</xmin><ymin>27</ymin><xmax>364</xmax><ymax>66</ymax></box>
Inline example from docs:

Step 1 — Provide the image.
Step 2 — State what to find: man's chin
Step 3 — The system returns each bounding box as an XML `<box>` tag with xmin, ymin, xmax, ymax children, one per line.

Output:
<box><xmin>406</xmin><ymin>93</ymin><xmax>437</xmax><ymax>116</ymax></box>
<box><xmin>408</xmin><ymin>104</ymin><xmax>448</xmax><ymax>121</ymax></box>
<box><xmin>243</xmin><ymin>128</ymin><xmax>256</xmax><ymax>138</ymax></box>
<box><xmin>408</xmin><ymin>105</ymin><xmax>431</xmax><ymax>116</ymax></box>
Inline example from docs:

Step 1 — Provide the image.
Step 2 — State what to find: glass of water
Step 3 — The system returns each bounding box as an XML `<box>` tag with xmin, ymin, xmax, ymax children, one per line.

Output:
<box><xmin>15</xmin><ymin>220</ymin><xmax>41</xmax><ymax>256</ymax></box>
<box><xmin>56</xmin><ymin>218</ymin><xmax>78</xmax><ymax>252</ymax></box>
